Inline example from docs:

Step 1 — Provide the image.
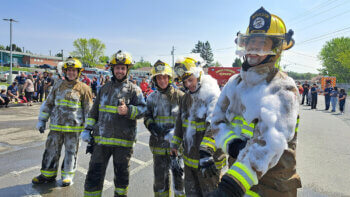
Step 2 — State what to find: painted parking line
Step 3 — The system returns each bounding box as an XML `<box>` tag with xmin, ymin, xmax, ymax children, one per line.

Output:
<box><xmin>130</xmin><ymin>159</ymin><xmax>153</xmax><ymax>176</ymax></box>
<box><xmin>136</xmin><ymin>141</ymin><xmax>149</xmax><ymax>147</ymax></box>
<box><xmin>76</xmin><ymin>166</ymin><xmax>113</xmax><ymax>191</ymax></box>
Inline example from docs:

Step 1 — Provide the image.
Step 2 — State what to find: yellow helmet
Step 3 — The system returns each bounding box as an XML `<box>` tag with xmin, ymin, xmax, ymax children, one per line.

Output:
<box><xmin>151</xmin><ymin>60</ymin><xmax>173</xmax><ymax>79</ymax></box>
<box><xmin>236</xmin><ymin>7</ymin><xmax>294</xmax><ymax>58</ymax></box>
<box><xmin>63</xmin><ymin>57</ymin><xmax>84</xmax><ymax>77</ymax></box>
<box><xmin>174</xmin><ymin>57</ymin><xmax>203</xmax><ymax>81</ymax></box>
<box><xmin>110</xmin><ymin>50</ymin><xmax>133</xmax><ymax>68</ymax></box>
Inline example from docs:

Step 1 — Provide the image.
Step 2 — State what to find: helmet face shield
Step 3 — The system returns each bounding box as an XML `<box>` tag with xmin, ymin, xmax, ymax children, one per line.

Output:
<box><xmin>236</xmin><ymin>33</ymin><xmax>284</xmax><ymax>57</ymax></box>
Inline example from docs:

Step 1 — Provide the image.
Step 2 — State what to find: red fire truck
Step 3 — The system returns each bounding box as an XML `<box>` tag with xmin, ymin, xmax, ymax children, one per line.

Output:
<box><xmin>207</xmin><ymin>67</ymin><xmax>241</xmax><ymax>86</ymax></box>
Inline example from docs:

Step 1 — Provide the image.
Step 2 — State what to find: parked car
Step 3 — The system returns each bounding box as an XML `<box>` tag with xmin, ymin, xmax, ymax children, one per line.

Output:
<box><xmin>39</xmin><ymin>64</ymin><xmax>55</xmax><ymax>69</ymax></box>
<box><xmin>0</xmin><ymin>70</ymin><xmax>23</xmax><ymax>82</ymax></box>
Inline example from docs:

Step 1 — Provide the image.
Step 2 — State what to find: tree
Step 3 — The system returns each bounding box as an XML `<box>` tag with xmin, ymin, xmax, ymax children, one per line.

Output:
<box><xmin>232</xmin><ymin>57</ymin><xmax>242</xmax><ymax>67</ymax></box>
<box><xmin>56</xmin><ymin>52</ymin><xmax>63</xmax><ymax>57</ymax></box>
<box><xmin>70</xmin><ymin>38</ymin><xmax>106</xmax><ymax>67</ymax></box>
<box><xmin>212</xmin><ymin>61</ymin><xmax>221</xmax><ymax>67</ymax></box>
<box><xmin>0</xmin><ymin>45</ymin><xmax>5</xmax><ymax>50</ymax></box>
<box><xmin>191</xmin><ymin>41</ymin><xmax>214</xmax><ymax>67</ymax></box>
<box><xmin>319</xmin><ymin>37</ymin><xmax>350</xmax><ymax>83</ymax></box>
<box><xmin>287</xmin><ymin>71</ymin><xmax>318</xmax><ymax>80</ymax></box>
<box><xmin>99</xmin><ymin>56</ymin><xmax>109</xmax><ymax>63</ymax></box>
<box><xmin>5</xmin><ymin>44</ymin><xmax>22</xmax><ymax>52</ymax></box>
<box><xmin>132</xmin><ymin>60</ymin><xmax>152</xmax><ymax>70</ymax></box>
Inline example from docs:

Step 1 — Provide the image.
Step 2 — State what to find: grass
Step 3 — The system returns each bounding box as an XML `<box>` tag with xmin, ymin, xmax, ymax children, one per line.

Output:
<box><xmin>0</xmin><ymin>66</ymin><xmax>32</xmax><ymax>72</ymax></box>
<box><xmin>0</xmin><ymin>82</ymin><xmax>9</xmax><ymax>88</ymax></box>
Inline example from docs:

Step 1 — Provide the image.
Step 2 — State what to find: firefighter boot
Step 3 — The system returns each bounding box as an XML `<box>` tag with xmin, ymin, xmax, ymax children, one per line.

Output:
<box><xmin>32</xmin><ymin>174</ymin><xmax>56</xmax><ymax>184</ymax></box>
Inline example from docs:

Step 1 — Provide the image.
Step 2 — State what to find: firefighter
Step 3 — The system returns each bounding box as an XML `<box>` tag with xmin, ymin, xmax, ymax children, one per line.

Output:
<box><xmin>170</xmin><ymin>56</ymin><xmax>226</xmax><ymax>196</ymax></box>
<box><xmin>144</xmin><ymin>60</ymin><xmax>185</xmax><ymax>197</ymax></box>
<box><xmin>82</xmin><ymin>50</ymin><xmax>147</xmax><ymax>197</ymax></box>
<box><xmin>32</xmin><ymin>57</ymin><xmax>93</xmax><ymax>186</ymax></box>
<box><xmin>210</xmin><ymin>7</ymin><xmax>301</xmax><ymax>196</ymax></box>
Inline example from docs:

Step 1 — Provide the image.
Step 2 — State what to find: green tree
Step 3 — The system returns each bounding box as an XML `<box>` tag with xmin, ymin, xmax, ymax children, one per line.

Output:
<box><xmin>99</xmin><ymin>56</ymin><xmax>109</xmax><ymax>63</ymax></box>
<box><xmin>287</xmin><ymin>71</ymin><xmax>317</xmax><ymax>80</ymax></box>
<box><xmin>232</xmin><ymin>57</ymin><xmax>242</xmax><ymax>67</ymax></box>
<box><xmin>0</xmin><ymin>45</ymin><xmax>5</xmax><ymax>50</ymax></box>
<box><xmin>6</xmin><ymin>44</ymin><xmax>22</xmax><ymax>52</ymax></box>
<box><xmin>191</xmin><ymin>41</ymin><xmax>214</xmax><ymax>67</ymax></box>
<box><xmin>319</xmin><ymin>37</ymin><xmax>350</xmax><ymax>83</ymax></box>
<box><xmin>56</xmin><ymin>52</ymin><xmax>63</xmax><ymax>57</ymax></box>
<box><xmin>132</xmin><ymin>60</ymin><xmax>152</xmax><ymax>70</ymax></box>
<box><xmin>213</xmin><ymin>61</ymin><xmax>222</xmax><ymax>67</ymax></box>
<box><xmin>70</xmin><ymin>38</ymin><xmax>106</xmax><ymax>67</ymax></box>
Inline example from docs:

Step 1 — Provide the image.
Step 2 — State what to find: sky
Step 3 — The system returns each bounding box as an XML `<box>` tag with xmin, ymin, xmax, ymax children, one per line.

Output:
<box><xmin>1</xmin><ymin>0</ymin><xmax>350</xmax><ymax>73</ymax></box>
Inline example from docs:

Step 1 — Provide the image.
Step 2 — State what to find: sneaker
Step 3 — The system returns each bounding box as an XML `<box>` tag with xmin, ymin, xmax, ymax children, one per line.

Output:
<box><xmin>32</xmin><ymin>174</ymin><xmax>56</xmax><ymax>184</ymax></box>
<box><xmin>61</xmin><ymin>178</ymin><xmax>72</xmax><ymax>187</ymax></box>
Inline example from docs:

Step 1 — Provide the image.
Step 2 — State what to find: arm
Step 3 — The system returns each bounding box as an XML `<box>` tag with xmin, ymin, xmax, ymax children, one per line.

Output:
<box><xmin>85</xmin><ymin>88</ymin><xmax>101</xmax><ymax>130</ymax></box>
<box><xmin>143</xmin><ymin>93</ymin><xmax>155</xmax><ymax>131</ymax></box>
<box><xmin>126</xmin><ymin>85</ymin><xmax>147</xmax><ymax>120</ymax></box>
<box><xmin>82</xmin><ymin>85</ymin><xmax>93</xmax><ymax>126</ymax></box>
<box><xmin>170</xmin><ymin>97</ymin><xmax>184</xmax><ymax>152</ymax></box>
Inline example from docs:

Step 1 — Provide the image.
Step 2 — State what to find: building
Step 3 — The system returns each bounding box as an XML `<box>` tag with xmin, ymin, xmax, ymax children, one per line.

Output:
<box><xmin>0</xmin><ymin>50</ymin><xmax>64</xmax><ymax>67</ymax></box>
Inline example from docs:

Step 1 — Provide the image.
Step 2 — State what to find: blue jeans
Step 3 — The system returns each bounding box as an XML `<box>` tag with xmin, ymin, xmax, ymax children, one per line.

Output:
<box><xmin>331</xmin><ymin>97</ymin><xmax>338</xmax><ymax>112</ymax></box>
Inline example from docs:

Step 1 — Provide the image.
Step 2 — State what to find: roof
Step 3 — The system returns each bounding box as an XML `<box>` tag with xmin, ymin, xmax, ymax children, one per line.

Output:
<box><xmin>0</xmin><ymin>50</ymin><xmax>66</xmax><ymax>61</ymax></box>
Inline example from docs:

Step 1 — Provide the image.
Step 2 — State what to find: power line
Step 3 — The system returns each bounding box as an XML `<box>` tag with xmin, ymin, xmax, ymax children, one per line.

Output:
<box><xmin>286</xmin><ymin>50</ymin><xmax>318</xmax><ymax>59</ymax></box>
<box><xmin>296</xmin><ymin>26</ymin><xmax>350</xmax><ymax>46</ymax></box>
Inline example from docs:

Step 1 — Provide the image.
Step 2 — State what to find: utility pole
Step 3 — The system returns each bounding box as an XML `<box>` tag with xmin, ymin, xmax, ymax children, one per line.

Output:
<box><xmin>61</xmin><ymin>49</ymin><xmax>64</xmax><ymax>61</ymax></box>
<box><xmin>3</xmin><ymin>18</ymin><xmax>18</xmax><ymax>84</ymax></box>
<box><xmin>171</xmin><ymin>46</ymin><xmax>175</xmax><ymax>67</ymax></box>
<box><xmin>49</xmin><ymin>50</ymin><xmax>51</xmax><ymax>56</ymax></box>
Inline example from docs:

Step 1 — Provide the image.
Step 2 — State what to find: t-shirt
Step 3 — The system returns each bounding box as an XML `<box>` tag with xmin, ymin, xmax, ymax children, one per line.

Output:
<box><xmin>324</xmin><ymin>87</ymin><xmax>333</xmax><ymax>97</ymax></box>
<box><xmin>25</xmin><ymin>79</ymin><xmax>34</xmax><ymax>92</ymax></box>
<box><xmin>311</xmin><ymin>87</ymin><xmax>317</xmax><ymax>96</ymax></box>
<box><xmin>15</xmin><ymin>76</ymin><xmax>26</xmax><ymax>85</ymax></box>
<box><xmin>7</xmin><ymin>85</ymin><xmax>18</xmax><ymax>96</ymax></box>
<box><xmin>0</xmin><ymin>93</ymin><xmax>7</xmax><ymax>99</ymax></box>
<box><xmin>330</xmin><ymin>90</ymin><xmax>338</xmax><ymax>97</ymax></box>
<box><xmin>302</xmin><ymin>84</ymin><xmax>309</xmax><ymax>93</ymax></box>
<box><xmin>339</xmin><ymin>92</ymin><xmax>347</xmax><ymax>102</ymax></box>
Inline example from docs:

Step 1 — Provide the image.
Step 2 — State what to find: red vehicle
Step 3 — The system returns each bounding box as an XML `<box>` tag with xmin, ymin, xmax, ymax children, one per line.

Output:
<box><xmin>207</xmin><ymin>67</ymin><xmax>241</xmax><ymax>86</ymax></box>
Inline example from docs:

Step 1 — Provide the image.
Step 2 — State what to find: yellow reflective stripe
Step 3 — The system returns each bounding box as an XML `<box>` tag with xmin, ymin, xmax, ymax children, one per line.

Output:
<box><xmin>171</xmin><ymin>136</ymin><xmax>182</xmax><ymax>146</ymax></box>
<box><xmin>155</xmin><ymin>190</ymin><xmax>169</xmax><ymax>197</ymax></box>
<box><xmin>99</xmin><ymin>105</ymin><xmax>119</xmax><ymax>113</ymax></box>
<box><xmin>223</xmin><ymin>131</ymin><xmax>239</xmax><ymax>152</ymax></box>
<box><xmin>50</xmin><ymin>124</ymin><xmax>84</xmax><ymax>132</ymax></box>
<box><xmin>201</xmin><ymin>137</ymin><xmax>217</xmax><ymax>152</ymax></box>
<box><xmin>150</xmin><ymin>147</ymin><xmax>170</xmax><ymax>155</ymax></box>
<box><xmin>183</xmin><ymin>119</ymin><xmax>206</xmax><ymax>131</ymax></box>
<box><xmin>215</xmin><ymin>157</ymin><xmax>227</xmax><ymax>169</ymax></box>
<box><xmin>84</xmin><ymin>190</ymin><xmax>102</xmax><ymax>197</ymax></box>
<box><xmin>56</xmin><ymin>99</ymin><xmax>82</xmax><ymax>108</ymax></box>
<box><xmin>61</xmin><ymin>170</ymin><xmax>75</xmax><ymax>175</ymax></box>
<box><xmin>40</xmin><ymin>111</ymin><xmax>49</xmax><ymax>119</ymax></box>
<box><xmin>295</xmin><ymin>116</ymin><xmax>300</xmax><ymax>133</ymax></box>
<box><xmin>40</xmin><ymin>170</ymin><xmax>57</xmax><ymax>178</ymax></box>
<box><xmin>145</xmin><ymin>118</ymin><xmax>154</xmax><ymax>127</ymax></box>
<box><xmin>86</xmin><ymin>118</ymin><xmax>96</xmax><ymax>126</ymax></box>
<box><xmin>183</xmin><ymin>155</ymin><xmax>199</xmax><ymax>169</ymax></box>
<box><xmin>246</xmin><ymin>190</ymin><xmax>260</xmax><ymax>197</ymax></box>
<box><xmin>174</xmin><ymin>194</ymin><xmax>185</xmax><ymax>197</ymax></box>
<box><xmin>130</xmin><ymin>106</ymin><xmax>138</xmax><ymax>120</ymax></box>
<box><xmin>227</xmin><ymin>162</ymin><xmax>258</xmax><ymax>191</ymax></box>
<box><xmin>94</xmin><ymin>136</ymin><xmax>134</xmax><ymax>147</ymax></box>
<box><xmin>57</xmin><ymin>99</ymin><xmax>81</xmax><ymax>105</ymax></box>
<box><xmin>115</xmin><ymin>187</ymin><xmax>128</xmax><ymax>195</ymax></box>
<box><xmin>155</xmin><ymin>116</ymin><xmax>175</xmax><ymax>124</ymax></box>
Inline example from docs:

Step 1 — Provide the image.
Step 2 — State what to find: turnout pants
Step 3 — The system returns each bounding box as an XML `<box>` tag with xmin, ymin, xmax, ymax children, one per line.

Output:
<box><xmin>153</xmin><ymin>154</ymin><xmax>185</xmax><ymax>197</ymax></box>
<box><xmin>184</xmin><ymin>166</ymin><xmax>219</xmax><ymax>197</ymax></box>
<box><xmin>40</xmin><ymin>130</ymin><xmax>80</xmax><ymax>181</ymax></box>
<box><xmin>84</xmin><ymin>144</ymin><xmax>133</xmax><ymax>197</ymax></box>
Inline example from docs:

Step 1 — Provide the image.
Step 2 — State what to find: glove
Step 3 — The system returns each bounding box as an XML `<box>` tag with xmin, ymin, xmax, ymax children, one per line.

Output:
<box><xmin>199</xmin><ymin>150</ymin><xmax>218</xmax><ymax>178</ymax></box>
<box><xmin>228</xmin><ymin>138</ymin><xmax>247</xmax><ymax>159</ymax></box>
<box><xmin>36</xmin><ymin>120</ymin><xmax>46</xmax><ymax>134</ymax></box>
<box><xmin>208</xmin><ymin>175</ymin><xmax>244</xmax><ymax>197</ymax></box>
<box><xmin>148</xmin><ymin>123</ymin><xmax>162</xmax><ymax>137</ymax></box>
<box><xmin>170</xmin><ymin>155</ymin><xmax>184</xmax><ymax>177</ymax></box>
<box><xmin>81</xmin><ymin>129</ymin><xmax>93</xmax><ymax>143</ymax></box>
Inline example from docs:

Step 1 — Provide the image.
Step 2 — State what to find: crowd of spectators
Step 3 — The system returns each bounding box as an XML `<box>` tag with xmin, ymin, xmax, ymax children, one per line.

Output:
<box><xmin>297</xmin><ymin>81</ymin><xmax>347</xmax><ymax>114</ymax></box>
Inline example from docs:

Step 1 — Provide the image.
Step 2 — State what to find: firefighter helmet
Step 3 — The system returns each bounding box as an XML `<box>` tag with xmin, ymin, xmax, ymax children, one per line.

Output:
<box><xmin>63</xmin><ymin>57</ymin><xmax>83</xmax><ymax>77</ymax></box>
<box><xmin>110</xmin><ymin>50</ymin><xmax>133</xmax><ymax>67</ymax></box>
<box><xmin>174</xmin><ymin>57</ymin><xmax>203</xmax><ymax>81</ymax></box>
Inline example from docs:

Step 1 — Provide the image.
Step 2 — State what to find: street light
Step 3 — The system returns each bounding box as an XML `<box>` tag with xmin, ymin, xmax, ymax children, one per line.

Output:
<box><xmin>3</xmin><ymin>18</ymin><xmax>18</xmax><ymax>84</ymax></box>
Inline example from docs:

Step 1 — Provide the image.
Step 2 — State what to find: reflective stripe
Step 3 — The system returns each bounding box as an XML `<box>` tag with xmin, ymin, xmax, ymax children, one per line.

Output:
<box><xmin>115</xmin><ymin>187</ymin><xmax>128</xmax><ymax>195</ymax></box>
<box><xmin>227</xmin><ymin>162</ymin><xmax>258</xmax><ymax>191</ymax></box>
<box><xmin>40</xmin><ymin>111</ymin><xmax>49</xmax><ymax>119</ymax></box>
<box><xmin>245</xmin><ymin>190</ymin><xmax>260</xmax><ymax>197</ymax></box>
<box><xmin>155</xmin><ymin>190</ymin><xmax>169</xmax><ymax>197</ymax></box>
<box><xmin>50</xmin><ymin>124</ymin><xmax>84</xmax><ymax>132</ymax></box>
<box><xmin>295</xmin><ymin>116</ymin><xmax>300</xmax><ymax>133</ymax></box>
<box><xmin>223</xmin><ymin>131</ymin><xmax>240</xmax><ymax>153</ymax></box>
<box><xmin>40</xmin><ymin>170</ymin><xmax>57</xmax><ymax>178</ymax></box>
<box><xmin>182</xmin><ymin>119</ymin><xmax>206</xmax><ymax>132</ymax></box>
<box><xmin>130</xmin><ymin>105</ymin><xmax>138</xmax><ymax>120</ymax></box>
<box><xmin>200</xmin><ymin>137</ymin><xmax>217</xmax><ymax>152</ymax></box>
<box><xmin>86</xmin><ymin>118</ymin><xmax>96</xmax><ymax>126</ymax></box>
<box><xmin>99</xmin><ymin>104</ymin><xmax>118</xmax><ymax>113</ymax></box>
<box><xmin>94</xmin><ymin>136</ymin><xmax>134</xmax><ymax>147</ymax></box>
<box><xmin>55</xmin><ymin>99</ymin><xmax>81</xmax><ymax>108</ymax></box>
<box><xmin>215</xmin><ymin>157</ymin><xmax>227</xmax><ymax>170</ymax></box>
<box><xmin>150</xmin><ymin>146</ymin><xmax>170</xmax><ymax>155</ymax></box>
<box><xmin>61</xmin><ymin>170</ymin><xmax>75</xmax><ymax>176</ymax></box>
<box><xmin>175</xmin><ymin>194</ymin><xmax>185</xmax><ymax>197</ymax></box>
<box><xmin>183</xmin><ymin>155</ymin><xmax>199</xmax><ymax>169</ymax></box>
<box><xmin>171</xmin><ymin>136</ymin><xmax>182</xmax><ymax>146</ymax></box>
<box><xmin>155</xmin><ymin>116</ymin><xmax>175</xmax><ymax>124</ymax></box>
<box><xmin>231</xmin><ymin>116</ymin><xmax>255</xmax><ymax>138</ymax></box>
<box><xmin>145</xmin><ymin>118</ymin><xmax>154</xmax><ymax>127</ymax></box>
<box><xmin>84</xmin><ymin>190</ymin><xmax>102</xmax><ymax>197</ymax></box>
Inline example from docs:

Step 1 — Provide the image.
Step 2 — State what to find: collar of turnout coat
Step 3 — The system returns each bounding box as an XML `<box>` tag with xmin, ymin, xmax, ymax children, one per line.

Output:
<box><xmin>240</xmin><ymin>61</ymin><xmax>279</xmax><ymax>85</ymax></box>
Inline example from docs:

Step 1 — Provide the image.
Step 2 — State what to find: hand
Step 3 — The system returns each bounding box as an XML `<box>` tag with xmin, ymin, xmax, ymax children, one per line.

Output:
<box><xmin>170</xmin><ymin>148</ymin><xmax>178</xmax><ymax>156</ymax></box>
<box><xmin>199</xmin><ymin>150</ymin><xmax>218</xmax><ymax>178</ymax></box>
<box><xmin>148</xmin><ymin>123</ymin><xmax>162</xmax><ymax>137</ymax></box>
<box><xmin>81</xmin><ymin>130</ymin><xmax>92</xmax><ymax>143</ymax></box>
<box><xmin>170</xmin><ymin>155</ymin><xmax>184</xmax><ymax>177</ymax></box>
<box><xmin>228</xmin><ymin>139</ymin><xmax>247</xmax><ymax>159</ymax></box>
<box><xmin>118</xmin><ymin>101</ymin><xmax>128</xmax><ymax>115</ymax></box>
<box><xmin>36</xmin><ymin>120</ymin><xmax>46</xmax><ymax>134</ymax></box>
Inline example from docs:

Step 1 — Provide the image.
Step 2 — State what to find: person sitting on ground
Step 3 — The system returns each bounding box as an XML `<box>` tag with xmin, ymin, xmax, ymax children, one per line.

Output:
<box><xmin>7</xmin><ymin>82</ymin><xmax>19</xmax><ymax>102</ymax></box>
<box><xmin>0</xmin><ymin>89</ymin><xmax>10</xmax><ymax>108</ymax></box>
